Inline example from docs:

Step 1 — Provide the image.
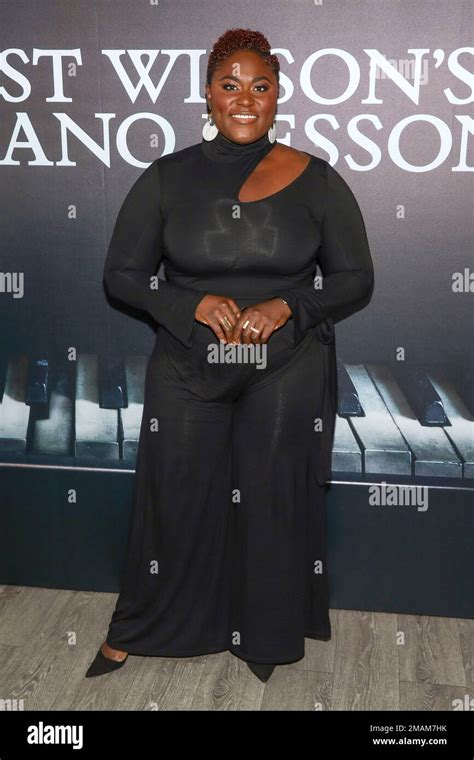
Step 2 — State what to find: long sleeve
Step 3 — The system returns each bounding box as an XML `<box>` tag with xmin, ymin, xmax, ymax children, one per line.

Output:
<box><xmin>279</xmin><ymin>160</ymin><xmax>374</xmax><ymax>347</ymax></box>
<box><xmin>103</xmin><ymin>159</ymin><xmax>205</xmax><ymax>348</ymax></box>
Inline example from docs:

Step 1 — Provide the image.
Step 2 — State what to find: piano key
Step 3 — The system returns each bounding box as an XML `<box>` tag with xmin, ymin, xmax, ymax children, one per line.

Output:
<box><xmin>0</xmin><ymin>355</ymin><xmax>30</xmax><ymax>453</ymax></box>
<box><xmin>453</xmin><ymin>366</ymin><xmax>474</xmax><ymax>418</ymax></box>
<box><xmin>121</xmin><ymin>355</ymin><xmax>146</xmax><ymax>461</ymax></box>
<box><xmin>428</xmin><ymin>370</ymin><xmax>474</xmax><ymax>478</ymax></box>
<box><xmin>393</xmin><ymin>365</ymin><xmax>448</xmax><ymax>425</ymax></box>
<box><xmin>75</xmin><ymin>354</ymin><xmax>119</xmax><ymax>459</ymax></box>
<box><xmin>336</xmin><ymin>358</ymin><xmax>364</xmax><ymax>417</ymax></box>
<box><xmin>0</xmin><ymin>355</ymin><xmax>7</xmax><ymax>402</ymax></box>
<box><xmin>345</xmin><ymin>364</ymin><xmax>412</xmax><ymax>475</ymax></box>
<box><xmin>366</xmin><ymin>363</ymin><xmax>462</xmax><ymax>478</ymax></box>
<box><xmin>30</xmin><ymin>363</ymin><xmax>74</xmax><ymax>456</ymax></box>
<box><xmin>25</xmin><ymin>358</ymin><xmax>49</xmax><ymax>406</ymax></box>
<box><xmin>99</xmin><ymin>354</ymin><xmax>127</xmax><ymax>409</ymax></box>
<box><xmin>332</xmin><ymin>413</ymin><xmax>363</xmax><ymax>475</ymax></box>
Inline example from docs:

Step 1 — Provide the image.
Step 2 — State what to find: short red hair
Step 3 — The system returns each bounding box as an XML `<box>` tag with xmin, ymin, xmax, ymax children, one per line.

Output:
<box><xmin>206</xmin><ymin>28</ymin><xmax>280</xmax><ymax>87</ymax></box>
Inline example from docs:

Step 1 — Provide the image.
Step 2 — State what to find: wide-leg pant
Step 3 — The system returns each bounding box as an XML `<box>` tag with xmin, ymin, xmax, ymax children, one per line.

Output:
<box><xmin>106</xmin><ymin>315</ymin><xmax>333</xmax><ymax>664</ymax></box>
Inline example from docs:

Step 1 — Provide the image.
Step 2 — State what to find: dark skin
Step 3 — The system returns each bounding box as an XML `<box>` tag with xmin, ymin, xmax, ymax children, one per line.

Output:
<box><xmin>101</xmin><ymin>50</ymin><xmax>310</xmax><ymax>663</ymax></box>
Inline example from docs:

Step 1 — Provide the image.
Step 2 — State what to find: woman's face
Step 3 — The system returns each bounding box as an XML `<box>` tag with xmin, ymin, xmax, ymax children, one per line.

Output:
<box><xmin>205</xmin><ymin>49</ymin><xmax>278</xmax><ymax>143</ymax></box>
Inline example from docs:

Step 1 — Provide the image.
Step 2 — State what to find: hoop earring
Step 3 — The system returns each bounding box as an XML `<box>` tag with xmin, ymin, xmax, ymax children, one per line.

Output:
<box><xmin>267</xmin><ymin>122</ymin><xmax>276</xmax><ymax>143</ymax></box>
<box><xmin>202</xmin><ymin>113</ymin><xmax>218</xmax><ymax>141</ymax></box>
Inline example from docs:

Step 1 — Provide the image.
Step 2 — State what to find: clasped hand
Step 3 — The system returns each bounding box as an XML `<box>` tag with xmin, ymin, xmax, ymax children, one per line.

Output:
<box><xmin>195</xmin><ymin>294</ymin><xmax>292</xmax><ymax>344</ymax></box>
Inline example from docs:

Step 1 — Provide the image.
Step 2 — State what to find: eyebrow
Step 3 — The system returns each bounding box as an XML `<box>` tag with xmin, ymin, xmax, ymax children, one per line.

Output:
<box><xmin>217</xmin><ymin>74</ymin><xmax>272</xmax><ymax>83</ymax></box>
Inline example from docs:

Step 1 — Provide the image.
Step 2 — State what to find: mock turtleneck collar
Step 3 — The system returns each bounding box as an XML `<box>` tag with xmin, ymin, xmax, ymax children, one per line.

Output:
<box><xmin>201</xmin><ymin>129</ymin><xmax>274</xmax><ymax>163</ymax></box>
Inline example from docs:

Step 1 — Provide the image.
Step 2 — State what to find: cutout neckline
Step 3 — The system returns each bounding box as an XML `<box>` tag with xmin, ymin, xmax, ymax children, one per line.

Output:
<box><xmin>237</xmin><ymin>152</ymin><xmax>314</xmax><ymax>205</ymax></box>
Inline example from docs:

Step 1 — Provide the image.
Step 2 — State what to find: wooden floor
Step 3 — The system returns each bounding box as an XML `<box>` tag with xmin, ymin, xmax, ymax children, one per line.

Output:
<box><xmin>0</xmin><ymin>585</ymin><xmax>472</xmax><ymax>711</ymax></box>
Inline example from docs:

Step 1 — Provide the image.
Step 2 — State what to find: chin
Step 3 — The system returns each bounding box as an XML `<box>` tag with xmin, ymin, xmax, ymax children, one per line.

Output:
<box><xmin>226</xmin><ymin>124</ymin><xmax>261</xmax><ymax>142</ymax></box>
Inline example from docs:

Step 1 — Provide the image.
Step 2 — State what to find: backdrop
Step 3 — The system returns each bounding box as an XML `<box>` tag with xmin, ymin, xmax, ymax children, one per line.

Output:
<box><xmin>0</xmin><ymin>1</ymin><xmax>472</xmax><ymax>608</ymax></box>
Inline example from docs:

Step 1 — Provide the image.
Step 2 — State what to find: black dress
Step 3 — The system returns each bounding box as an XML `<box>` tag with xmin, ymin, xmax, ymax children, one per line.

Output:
<box><xmin>103</xmin><ymin>130</ymin><xmax>374</xmax><ymax>664</ymax></box>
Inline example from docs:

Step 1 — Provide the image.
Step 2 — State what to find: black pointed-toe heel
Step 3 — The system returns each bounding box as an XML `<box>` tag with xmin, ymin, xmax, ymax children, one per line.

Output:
<box><xmin>246</xmin><ymin>661</ymin><xmax>276</xmax><ymax>682</ymax></box>
<box><xmin>85</xmin><ymin>647</ymin><xmax>128</xmax><ymax>678</ymax></box>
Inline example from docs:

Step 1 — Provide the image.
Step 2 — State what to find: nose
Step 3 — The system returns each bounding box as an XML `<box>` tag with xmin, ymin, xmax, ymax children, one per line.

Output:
<box><xmin>236</xmin><ymin>89</ymin><xmax>255</xmax><ymax>108</ymax></box>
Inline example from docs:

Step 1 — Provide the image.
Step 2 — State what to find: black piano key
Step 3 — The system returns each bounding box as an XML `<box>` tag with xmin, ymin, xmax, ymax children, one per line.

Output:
<box><xmin>453</xmin><ymin>365</ymin><xmax>474</xmax><ymax>418</ymax></box>
<box><xmin>394</xmin><ymin>365</ymin><xmax>448</xmax><ymax>426</ymax></box>
<box><xmin>25</xmin><ymin>358</ymin><xmax>49</xmax><ymax>405</ymax></box>
<box><xmin>98</xmin><ymin>354</ymin><xmax>128</xmax><ymax>409</ymax></box>
<box><xmin>337</xmin><ymin>358</ymin><xmax>364</xmax><ymax>417</ymax></box>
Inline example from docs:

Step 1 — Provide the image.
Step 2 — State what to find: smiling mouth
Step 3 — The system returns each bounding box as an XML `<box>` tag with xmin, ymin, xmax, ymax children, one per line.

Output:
<box><xmin>230</xmin><ymin>114</ymin><xmax>258</xmax><ymax>121</ymax></box>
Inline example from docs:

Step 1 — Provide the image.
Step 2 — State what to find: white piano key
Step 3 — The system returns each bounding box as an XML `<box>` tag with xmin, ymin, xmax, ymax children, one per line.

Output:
<box><xmin>428</xmin><ymin>370</ymin><xmax>474</xmax><ymax>478</ymax></box>
<box><xmin>75</xmin><ymin>354</ymin><xmax>119</xmax><ymax>459</ymax></box>
<box><xmin>0</xmin><ymin>355</ymin><xmax>30</xmax><ymax>453</ymax></box>
<box><xmin>121</xmin><ymin>355</ymin><xmax>146</xmax><ymax>461</ymax></box>
<box><xmin>332</xmin><ymin>413</ymin><xmax>363</xmax><ymax>474</ymax></box>
<box><xmin>31</xmin><ymin>372</ymin><xmax>73</xmax><ymax>456</ymax></box>
<box><xmin>366</xmin><ymin>364</ymin><xmax>462</xmax><ymax>478</ymax></box>
<box><xmin>345</xmin><ymin>364</ymin><xmax>412</xmax><ymax>475</ymax></box>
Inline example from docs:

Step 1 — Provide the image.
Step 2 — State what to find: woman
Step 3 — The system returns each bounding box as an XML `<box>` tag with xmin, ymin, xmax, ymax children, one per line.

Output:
<box><xmin>86</xmin><ymin>28</ymin><xmax>374</xmax><ymax>683</ymax></box>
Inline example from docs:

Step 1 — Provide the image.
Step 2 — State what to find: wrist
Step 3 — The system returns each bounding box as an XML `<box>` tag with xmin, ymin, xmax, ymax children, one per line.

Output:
<box><xmin>276</xmin><ymin>297</ymin><xmax>292</xmax><ymax>316</ymax></box>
